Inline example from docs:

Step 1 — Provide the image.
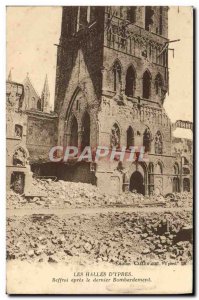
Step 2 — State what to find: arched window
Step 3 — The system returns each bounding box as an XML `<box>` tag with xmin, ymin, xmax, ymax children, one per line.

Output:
<box><xmin>143</xmin><ymin>128</ymin><xmax>151</xmax><ymax>153</ymax></box>
<box><xmin>70</xmin><ymin>115</ymin><xmax>78</xmax><ymax>147</ymax></box>
<box><xmin>156</xmin><ymin>161</ymin><xmax>163</xmax><ymax>174</ymax></box>
<box><xmin>112</xmin><ymin>60</ymin><xmax>122</xmax><ymax>92</ymax></box>
<box><xmin>155</xmin><ymin>73</ymin><xmax>163</xmax><ymax>96</ymax></box>
<box><xmin>127</xmin><ymin>7</ymin><xmax>136</xmax><ymax>24</ymax></box>
<box><xmin>37</xmin><ymin>99</ymin><xmax>42</xmax><ymax>111</ymax></box>
<box><xmin>82</xmin><ymin>111</ymin><xmax>90</xmax><ymax>150</ymax></box>
<box><xmin>148</xmin><ymin>162</ymin><xmax>154</xmax><ymax>195</ymax></box>
<box><xmin>145</xmin><ymin>6</ymin><xmax>154</xmax><ymax>31</ymax></box>
<box><xmin>125</xmin><ymin>66</ymin><xmax>136</xmax><ymax>97</ymax></box>
<box><xmin>126</xmin><ymin>126</ymin><xmax>134</xmax><ymax>149</ymax></box>
<box><xmin>155</xmin><ymin>131</ymin><xmax>163</xmax><ymax>154</ymax></box>
<box><xmin>111</xmin><ymin>123</ymin><xmax>120</xmax><ymax>148</ymax></box>
<box><xmin>143</xmin><ymin>70</ymin><xmax>151</xmax><ymax>99</ymax></box>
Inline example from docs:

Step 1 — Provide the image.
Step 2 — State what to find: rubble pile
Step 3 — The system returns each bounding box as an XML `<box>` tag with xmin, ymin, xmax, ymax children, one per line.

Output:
<box><xmin>165</xmin><ymin>192</ymin><xmax>193</xmax><ymax>208</ymax></box>
<box><xmin>7</xmin><ymin>211</ymin><xmax>192</xmax><ymax>265</ymax></box>
<box><xmin>7</xmin><ymin>179</ymin><xmax>192</xmax><ymax>209</ymax></box>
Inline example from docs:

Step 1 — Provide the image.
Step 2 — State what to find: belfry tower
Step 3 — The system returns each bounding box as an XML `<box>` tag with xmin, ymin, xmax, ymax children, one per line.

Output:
<box><xmin>54</xmin><ymin>7</ymin><xmax>178</xmax><ymax>196</ymax></box>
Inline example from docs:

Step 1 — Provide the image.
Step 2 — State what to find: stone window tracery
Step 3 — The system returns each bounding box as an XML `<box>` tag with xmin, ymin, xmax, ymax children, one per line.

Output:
<box><xmin>155</xmin><ymin>131</ymin><xmax>163</xmax><ymax>154</ymax></box>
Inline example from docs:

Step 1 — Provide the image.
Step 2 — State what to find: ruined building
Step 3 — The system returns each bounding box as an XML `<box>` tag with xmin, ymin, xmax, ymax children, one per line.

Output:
<box><xmin>6</xmin><ymin>6</ymin><xmax>193</xmax><ymax>196</ymax></box>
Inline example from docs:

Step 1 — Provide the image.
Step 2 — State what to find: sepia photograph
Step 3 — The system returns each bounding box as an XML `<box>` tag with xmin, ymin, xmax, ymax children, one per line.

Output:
<box><xmin>6</xmin><ymin>5</ymin><xmax>193</xmax><ymax>294</ymax></box>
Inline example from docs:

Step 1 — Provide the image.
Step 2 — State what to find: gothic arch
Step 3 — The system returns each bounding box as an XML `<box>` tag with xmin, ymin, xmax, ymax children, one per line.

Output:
<box><xmin>112</xmin><ymin>59</ymin><xmax>122</xmax><ymax>92</ymax></box>
<box><xmin>126</xmin><ymin>126</ymin><xmax>134</xmax><ymax>149</ymax></box>
<box><xmin>155</xmin><ymin>73</ymin><xmax>163</xmax><ymax>95</ymax></box>
<box><xmin>125</xmin><ymin>65</ymin><xmax>136</xmax><ymax>97</ymax></box>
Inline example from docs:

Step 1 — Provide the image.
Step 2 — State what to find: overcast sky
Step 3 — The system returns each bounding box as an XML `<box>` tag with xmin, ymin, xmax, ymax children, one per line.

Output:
<box><xmin>6</xmin><ymin>6</ymin><xmax>193</xmax><ymax>123</ymax></box>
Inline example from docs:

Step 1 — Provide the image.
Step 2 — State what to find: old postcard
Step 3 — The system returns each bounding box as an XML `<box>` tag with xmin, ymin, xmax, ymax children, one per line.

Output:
<box><xmin>6</xmin><ymin>6</ymin><xmax>193</xmax><ymax>294</ymax></box>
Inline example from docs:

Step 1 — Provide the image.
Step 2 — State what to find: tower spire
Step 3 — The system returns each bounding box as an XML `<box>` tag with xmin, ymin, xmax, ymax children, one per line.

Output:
<box><xmin>41</xmin><ymin>74</ymin><xmax>50</xmax><ymax>113</ymax></box>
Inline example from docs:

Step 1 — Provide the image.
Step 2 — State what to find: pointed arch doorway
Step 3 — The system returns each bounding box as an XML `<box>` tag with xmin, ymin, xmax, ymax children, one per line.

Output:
<box><xmin>129</xmin><ymin>171</ymin><xmax>145</xmax><ymax>195</ymax></box>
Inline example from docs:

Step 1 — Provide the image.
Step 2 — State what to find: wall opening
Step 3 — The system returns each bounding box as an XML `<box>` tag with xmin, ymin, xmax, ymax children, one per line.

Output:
<box><xmin>129</xmin><ymin>171</ymin><xmax>145</xmax><ymax>195</ymax></box>
<box><xmin>143</xmin><ymin>70</ymin><xmax>151</xmax><ymax>99</ymax></box>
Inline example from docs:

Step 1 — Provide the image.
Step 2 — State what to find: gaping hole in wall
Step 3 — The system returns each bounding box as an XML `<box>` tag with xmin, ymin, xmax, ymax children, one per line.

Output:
<box><xmin>129</xmin><ymin>171</ymin><xmax>145</xmax><ymax>195</ymax></box>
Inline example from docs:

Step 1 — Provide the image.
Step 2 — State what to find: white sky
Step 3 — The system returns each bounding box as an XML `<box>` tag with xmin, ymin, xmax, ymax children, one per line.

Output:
<box><xmin>6</xmin><ymin>6</ymin><xmax>193</xmax><ymax>122</ymax></box>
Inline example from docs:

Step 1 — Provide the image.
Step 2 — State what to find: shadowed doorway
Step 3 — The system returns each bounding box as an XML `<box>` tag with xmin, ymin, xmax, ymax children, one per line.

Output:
<box><xmin>129</xmin><ymin>171</ymin><xmax>145</xmax><ymax>195</ymax></box>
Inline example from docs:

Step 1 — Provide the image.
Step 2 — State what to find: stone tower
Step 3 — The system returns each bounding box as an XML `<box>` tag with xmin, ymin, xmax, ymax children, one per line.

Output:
<box><xmin>54</xmin><ymin>7</ymin><xmax>179</xmax><ymax>196</ymax></box>
<box><xmin>41</xmin><ymin>75</ymin><xmax>50</xmax><ymax>113</ymax></box>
